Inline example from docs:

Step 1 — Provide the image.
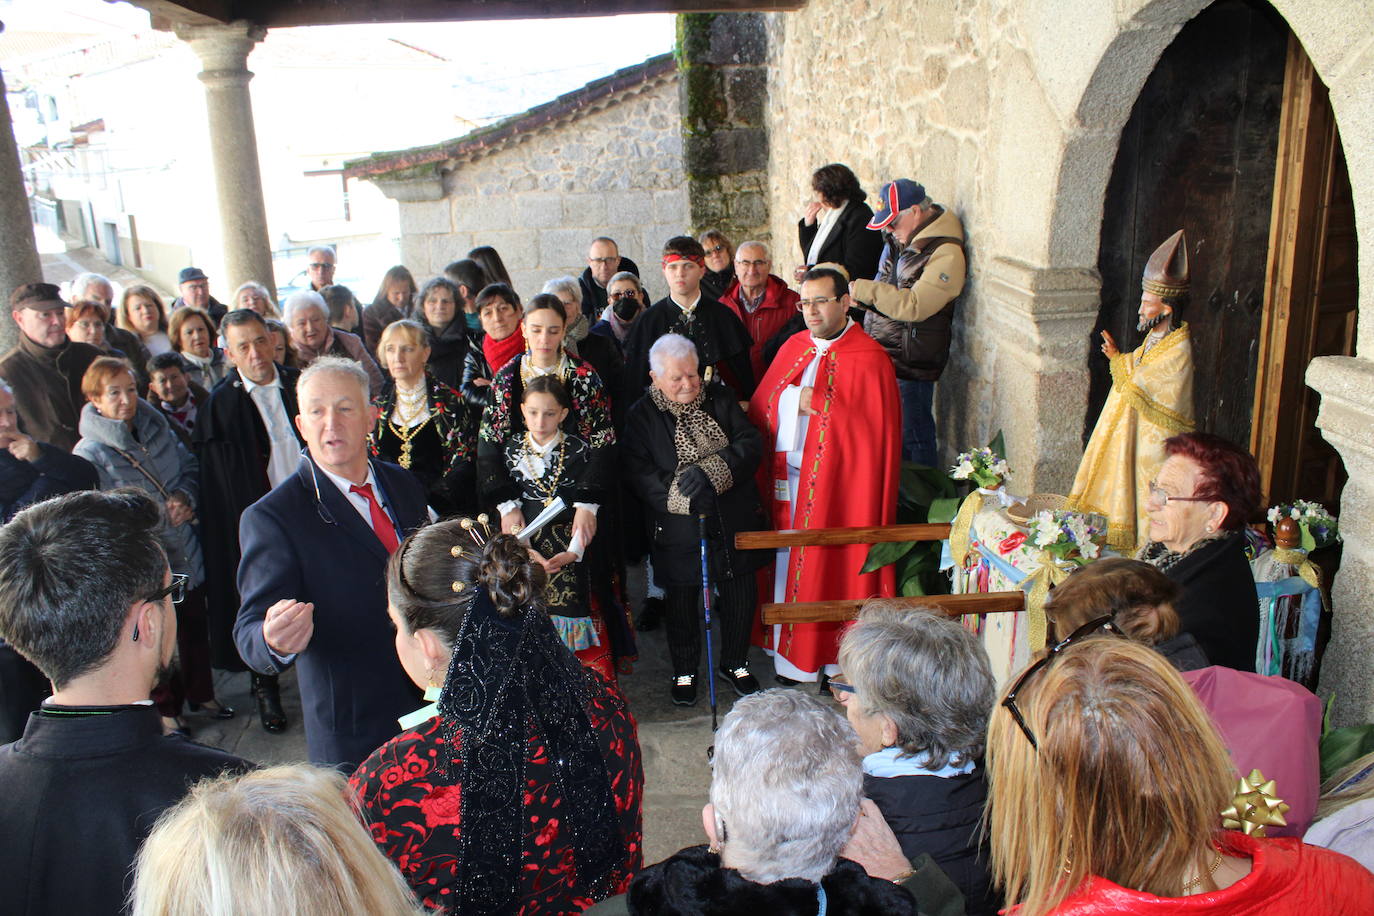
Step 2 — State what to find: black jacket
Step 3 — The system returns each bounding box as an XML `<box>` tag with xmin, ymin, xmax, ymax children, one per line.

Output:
<box><xmin>0</xmin><ymin>443</ymin><xmax>97</xmax><ymax>522</ymax></box>
<box><xmin>621</xmin><ymin>383</ymin><xmax>768</xmax><ymax>587</ymax></box>
<box><xmin>1151</xmin><ymin>531</ymin><xmax>1260</xmax><ymax>672</ymax></box>
<box><xmin>865</xmin><ymin>767</ymin><xmax>997</xmax><ymax>915</ymax></box>
<box><xmin>579</xmin><ymin>256</ymin><xmax>641</xmax><ymax>320</ymax></box>
<box><xmin>621</xmin><ymin>296</ymin><xmax>756</xmax><ymax>404</ymax></box>
<box><xmin>192</xmin><ymin>366</ymin><xmax>302</xmax><ymax>670</ymax></box>
<box><xmin>421</xmin><ymin>317</ymin><xmax>474</xmax><ymax>390</ymax></box>
<box><xmin>460</xmin><ymin>344</ymin><xmax>495</xmax><ymax>413</ymax></box>
<box><xmin>0</xmin><ymin>335</ymin><xmax>103</xmax><ymax>452</ymax></box>
<box><xmin>595</xmin><ymin>845</ymin><xmax>920</xmax><ymax>915</ymax></box>
<box><xmin>797</xmin><ymin>200</ymin><xmax>885</xmax><ymax>283</ymax></box>
<box><xmin>701</xmin><ymin>264</ymin><xmax>735</xmax><ymax>303</ymax></box>
<box><xmin>0</xmin><ymin>705</ymin><xmax>249</xmax><ymax>916</ymax></box>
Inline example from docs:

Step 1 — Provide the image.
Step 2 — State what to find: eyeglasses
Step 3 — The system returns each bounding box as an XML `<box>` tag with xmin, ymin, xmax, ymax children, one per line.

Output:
<box><xmin>1001</xmin><ymin>614</ymin><xmax>1123</xmax><ymax>750</ymax></box>
<box><xmin>588</xmin><ymin>256</ymin><xmax>619</xmax><ymax>265</ymax></box>
<box><xmin>308</xmin><ymin>262</ymin><xmax>334</xmax><ymax>270</ymax></box>
<box><xmin>608</xmin><ymin>289</ymin><xmax>641</xmax><ymax>300</ymax></box>
<box><xmin>735</xmin><ymin>259</ymin><xmax>768</xmax><ymax>269</ymax></box>
<box><xmin>704</xmin><ymin>245</ymin><xmax>727</xmax><ymax>255</ymax></box>
<box><xmin>146</xmin><ymin>573</ymin><xmax>189</xmax><ymax>606</ymax></box>
<box><xmin>133</xmin><ymin>573</ymin><xmax>189</xmax><ymax>642</ymax></box>
<box><xmin>827</xmin><ymin>672</ymin><xmax>856</xmax><ymax>695</ymax></box>
<box><xmin>1145</xmin><ymin>479</ymin><xmax>1212</xmax><ymax>508</ymax></box>
<box><xmin>797</xmin><ymin>296</ymin><xmax>839</xmax><ymax>310</ymax></box>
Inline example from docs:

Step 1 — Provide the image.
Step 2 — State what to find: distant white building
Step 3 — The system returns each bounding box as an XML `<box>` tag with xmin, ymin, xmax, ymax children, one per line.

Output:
<box><xmin>5</xmin><ymin>23</ymin><xmax>469</xmax><ymax>300</ymax></box>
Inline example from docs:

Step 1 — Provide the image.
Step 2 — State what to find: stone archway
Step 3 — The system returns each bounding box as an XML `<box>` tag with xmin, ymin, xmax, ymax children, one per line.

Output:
<box><xmin>1036</xmin><ymin>0</ymin><xmax>1374</xmax><ymax>723</ymax></box>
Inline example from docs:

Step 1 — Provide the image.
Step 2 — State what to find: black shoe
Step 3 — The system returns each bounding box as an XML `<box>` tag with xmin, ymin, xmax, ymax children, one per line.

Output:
<box><xmin>251</xmin><ymin>673</ymin><xmax>288</xmax><ymax>734</ymax></box>
<box><xmin>719</xmin><ymin>666</ymin><xmax>760</xmax><ymax>697</ymax></box>
<box><xmin>188</xmin><ymin>699</ymin><xmax>236</xmax><ymax>720</ymax></box>
<box><xmin>636</xmin><ymin>596</ymin><xmax>665</xmax><ymax>632</ymax></box>
<box><xmin>774</xmin><ymin>674</ymin><xmax>801</xmax><ymax>687</ymax></box>
<box><xmin>671</xmin><ymin>674</ymin><xmax>698</xmax><ymax>707</ymax></box>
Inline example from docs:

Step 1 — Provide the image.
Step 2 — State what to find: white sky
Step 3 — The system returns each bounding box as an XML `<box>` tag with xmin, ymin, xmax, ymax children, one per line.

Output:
<box><xmin>1</xmin><ymin>0</ymin><xmax>678</xmax><ymax>123</ymax></box>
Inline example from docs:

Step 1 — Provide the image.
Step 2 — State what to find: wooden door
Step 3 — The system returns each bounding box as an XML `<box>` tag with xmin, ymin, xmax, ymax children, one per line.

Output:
<box><xmin>1250</xmin><ymin>35</ymin><xmax>1356</xmax><ymax>510</ymax></box>
<box><xmin>1089</xmin><ymin>0</ymin><xmax>1287</xmax><ymax>450</ymax></box>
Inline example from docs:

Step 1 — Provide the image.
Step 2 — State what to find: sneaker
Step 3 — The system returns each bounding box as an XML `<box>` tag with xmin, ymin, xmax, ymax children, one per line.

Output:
<box><xmin>719</xmin><ymin>666</ymin><xmax>760</xmax><ymax>697</ymax></box>
<box><xmin>671</xmin><ymin>674</ymin><xmax>698</xmax><ymax>707</ymax></box>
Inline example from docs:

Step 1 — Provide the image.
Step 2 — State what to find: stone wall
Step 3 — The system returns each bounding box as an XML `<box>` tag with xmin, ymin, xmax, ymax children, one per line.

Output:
<box><xmin>765</xmin><ymin>0</ymin><xmax>1374</xmax><ymax>722</ymax></box>
<box><xmin>392</xmin><ymin>73</ymin><xmax>687</xmax><ymax>301</ymax></box>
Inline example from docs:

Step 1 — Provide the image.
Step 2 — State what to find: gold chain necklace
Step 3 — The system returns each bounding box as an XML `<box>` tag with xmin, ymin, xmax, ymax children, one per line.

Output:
<box><xmin>523</xmin><ymin>432</ymin><xmax>567</xmax><ymax>506</ymax></box>
<box><xmin>387</xmin><ymin>414</ymin><xmax>433</xmax><ymax>469</ymax></box>
<box><xmin>520</xmin><ymin>353</ymin><xmax>568</xmax><ymax>387</ymax></box>
<box><xmin>1179</xmin><ymin>850</ymin><xmax>1224</xmax><ymax>892</ymax></box>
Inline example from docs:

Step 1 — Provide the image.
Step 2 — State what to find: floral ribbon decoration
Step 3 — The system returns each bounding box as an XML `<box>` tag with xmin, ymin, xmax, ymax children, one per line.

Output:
<box><xmin>949</xmin><ymin>446</ymin><xmax>1013</xmax><ymax>568</ymax></box>
<box><xmin>1221</xmin><ymin>768</ymin><xmax>1290</xmax><ymax>837</ymax></box>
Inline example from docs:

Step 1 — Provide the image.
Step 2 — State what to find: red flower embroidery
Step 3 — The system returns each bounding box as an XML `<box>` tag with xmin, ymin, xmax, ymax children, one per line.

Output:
<box><xmin>419</xmin><ymin>784</ymin><xmax>463</xmax><ymax>828</ymax></box>
<box><xmin>535</xmin><ymin>817</ymin><xmax>559</xmax><ymax>846</ymax></box>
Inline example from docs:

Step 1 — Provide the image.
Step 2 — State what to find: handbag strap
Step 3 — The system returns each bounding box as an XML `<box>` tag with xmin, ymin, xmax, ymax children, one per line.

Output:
<box><xmin>108</xmin><ymin>445</ymin><xmax>173</xmax><ymax>501</ymax></box>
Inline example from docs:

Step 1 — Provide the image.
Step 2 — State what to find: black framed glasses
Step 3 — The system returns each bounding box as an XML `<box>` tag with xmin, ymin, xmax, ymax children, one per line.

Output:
<box><xmin>145</xmin><ymin>573</ymin><xmax>189</xmax><ymax>606</ymax></box>
<box><xmin>1001</xmin><ymin>614</ymin><xmax>1123</xmax><ymax>750</ymax></box>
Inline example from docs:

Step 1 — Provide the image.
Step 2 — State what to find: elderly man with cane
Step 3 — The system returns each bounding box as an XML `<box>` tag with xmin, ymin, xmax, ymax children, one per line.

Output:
<box><xmin>623</xmin><ymin>334</ymin><xmax>770</xmax><ymax>707</ymax></box>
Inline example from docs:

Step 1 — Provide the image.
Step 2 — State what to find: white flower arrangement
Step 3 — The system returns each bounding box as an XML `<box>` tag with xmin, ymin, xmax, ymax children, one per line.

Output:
<box><xmin>1026</xmin><ymin>509</ymin><xmax>1105</xmax><ymax>563</ymax></box>
<box><xmin>949</xmin><ymin>446</ymin><xmax>1010</xmax><ymax>490</ymax></box>
<box><xmin>1266</xmin><ymin>499</ymin><xmax>1340</xmax><ymax>550</ymax></box>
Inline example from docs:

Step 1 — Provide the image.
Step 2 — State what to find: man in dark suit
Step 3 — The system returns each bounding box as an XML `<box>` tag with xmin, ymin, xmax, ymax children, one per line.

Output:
<box><xmin>194</xmin><ymin>309</ymin><xmax>303</xmax><ymax>733</ymax></box>
<box><xmin>0</xmin><ymin>490</ymin><xmax>249</xmax><ymax>914</ymax></box>
<box><xmin>233</xmin><ymin>356</ymin><xmax>428</xmax><ymax>770</ymax></box>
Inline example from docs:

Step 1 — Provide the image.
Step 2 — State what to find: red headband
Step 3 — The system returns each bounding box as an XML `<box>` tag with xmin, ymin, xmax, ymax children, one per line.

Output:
<box><xmin>662</xmin><ymin>253</ymin><xmax>705</xmax><ymax>267</ymax></box>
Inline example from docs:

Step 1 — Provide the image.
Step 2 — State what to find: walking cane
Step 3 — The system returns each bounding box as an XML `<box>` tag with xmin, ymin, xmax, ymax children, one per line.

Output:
<box><xmin>697</xmin><ymin>513</ymin><xmax>719</xmax><ymax>731</ymax></box>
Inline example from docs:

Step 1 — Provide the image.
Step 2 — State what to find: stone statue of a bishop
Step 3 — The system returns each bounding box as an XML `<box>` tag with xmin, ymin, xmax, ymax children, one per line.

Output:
<box><xmin>1070</xmin><ymin>230</ymin><xmax>1195</xmax><ymax>552</ymax></box>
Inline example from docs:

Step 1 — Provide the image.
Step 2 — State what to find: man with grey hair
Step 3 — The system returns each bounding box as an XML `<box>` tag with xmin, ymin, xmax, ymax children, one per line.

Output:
<box><xmin>234</xmin><ymin>356</ymin><xmax>429</xmax><ymax>768</ymax></box>
<box><xmin>720</xmin><ymin>240</ymin><xmax>801</xmax><ymax>379</ymax></box>
<box><xmin>305</xmin><ymin>244</ymin><xmax>337</xmax><ymax>292</ymax></box>
<box><xmin>835</xmin><ymin>602</ymin><xmax>997</xmax><ymax>914</ymax></box>
<box><xmin>284</xmin><ymin>290</ymin><xmax>384</xmax><ymax>395</ymax></box>
<box><xmin>588</xmin><ymin>689</ymin><xmax>953</xmax><ymax>913</ymax></box>
<box><xmin>579</xmin><ymin>237</ymin><xmax>641</xmax><ymax>320</ymax></box>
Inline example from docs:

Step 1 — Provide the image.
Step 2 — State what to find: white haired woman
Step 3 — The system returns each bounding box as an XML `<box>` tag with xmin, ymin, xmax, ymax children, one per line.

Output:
<box><xmin>835</xmin><ymin>602</ymin><xmax>999</xmax><ymax>914</ymax></box>
<box><xmin>621</xmin><ymin>333</ymin><xmax>769</xmax><ymax>705</ymax></box>
<box><xmin>587</xmin><ymin>689</ymin><xmax>960</xmax><ymax>914</ymax></box>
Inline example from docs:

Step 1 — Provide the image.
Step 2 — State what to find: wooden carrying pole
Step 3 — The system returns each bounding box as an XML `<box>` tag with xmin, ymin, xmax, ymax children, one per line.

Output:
<box><xmin>761</xmin><ymin>592</ymin><xmax>1024</xmax><ymax>624</ymax></box>
<box><xmin>736</xmin><ymin>523</ymin><xmax>1024</xmax><ymax>624</ymax></box>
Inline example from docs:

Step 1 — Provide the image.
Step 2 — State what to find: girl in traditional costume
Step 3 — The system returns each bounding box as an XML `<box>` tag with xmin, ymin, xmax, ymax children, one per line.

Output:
<box><xmin>499</xmin><ymin>375</ymin><xmax>609</xmax><ymax>676</ymax></box>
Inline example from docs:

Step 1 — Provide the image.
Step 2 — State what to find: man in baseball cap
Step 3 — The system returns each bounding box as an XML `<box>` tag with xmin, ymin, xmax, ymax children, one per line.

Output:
<box><xmin>0</xmin><ymin>283</ymin><xmax>103</xmax><ymax>450</ymax></box>
<box><xmin>173</xmin><ymin>266</ymin><xmax>227</xmax><ymax>327</ymax></box>
<box><xmin>849</xmin><ymin>179</ymin><xmax>967</xmax><ymax>467</ymax></box>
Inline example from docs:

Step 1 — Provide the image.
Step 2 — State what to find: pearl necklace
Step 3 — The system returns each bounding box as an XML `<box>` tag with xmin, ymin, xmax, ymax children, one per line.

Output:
<box><xmin>392</xmin><ymin>379</ymin><xmax>431</xmax><ymax>428</ymax></box>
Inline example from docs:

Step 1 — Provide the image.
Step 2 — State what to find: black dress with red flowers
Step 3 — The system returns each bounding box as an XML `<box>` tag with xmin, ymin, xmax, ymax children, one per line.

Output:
<box><xmin>350</xmin><ymin>595</ymin><xmax>644</xmax><ymax>915</ymax></box>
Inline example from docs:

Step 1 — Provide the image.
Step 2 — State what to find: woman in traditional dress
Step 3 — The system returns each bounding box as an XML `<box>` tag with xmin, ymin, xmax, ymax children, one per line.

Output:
<box><xmin>370</xmin><ymin>320</ymin><xmax>475</xmax><ymax>519</ymax></box>
<box><xmin>351</xmin><ymin>522</ymin><xmax>643</xmax><ymax>915</ymax></box>
<box><xmin>118</xmin><ymin>285</ymin><xmax>174</xmax><ymax>357</ymax></box>
<box><xmin>478</xmin><ymin>294</ymin><xmax>613</xmax><ymax>557</ymax></box>
<box><xmin>169</xmin><ymin>306</ymin><xmax>229</xmax><ymax>390</ymax></box>
<box><xmin>461</xmin><ymin>283</ymin><xmax>523</xmax><ymax>411</ymax></box>
<box><xmin>499</xmin><ymin>375</ymin><xmax>609</xmax><ymax>676</ymax></box>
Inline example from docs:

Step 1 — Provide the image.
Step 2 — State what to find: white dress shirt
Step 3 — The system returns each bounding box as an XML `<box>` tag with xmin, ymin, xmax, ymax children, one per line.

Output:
<box><xmin>241</xmin><ymin>368</ymin><xmax>298</xmax><ymax>488</ymax></box>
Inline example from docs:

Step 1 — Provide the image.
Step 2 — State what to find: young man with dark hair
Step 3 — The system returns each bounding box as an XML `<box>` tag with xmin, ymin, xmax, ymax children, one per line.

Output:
<box><xmin>0</xmin><ymin>489</ymin><xmax>249</xmax><ymax>914</ymax></box>
<box><xmin>622</xmin><ymin>236</ymin><xmax>755</xmax><ymax>403</ymax></box>
<box><xmin>749</xmin><ymin>265</ymin><xmax>901</xmax><ymax>687</ymax></box>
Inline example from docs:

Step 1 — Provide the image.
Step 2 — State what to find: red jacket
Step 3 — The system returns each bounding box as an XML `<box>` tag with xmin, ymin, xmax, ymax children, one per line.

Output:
<box><xmin>1042</xmin><ymin>832</ymin><xmax>1373</xmax><ymax>914</ymax></box>
<box><xmin>719</xmin><ymin>274</ymin><xmax>800</xmax><ymax>380</ymax></box>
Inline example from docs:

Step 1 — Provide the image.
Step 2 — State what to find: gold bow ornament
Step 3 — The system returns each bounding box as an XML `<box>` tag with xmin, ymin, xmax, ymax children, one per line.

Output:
<box><xmin>1221</xmin><ymin>768</ymin><xmax>1289</xmax><ymax>837</ymax></box>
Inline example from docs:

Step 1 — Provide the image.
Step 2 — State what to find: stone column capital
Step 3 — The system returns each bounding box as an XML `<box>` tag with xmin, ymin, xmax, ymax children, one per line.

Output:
<box><xmin>175</xmin><ymin>20</ymin><xmax>267</xmax><ymax>76</ymax></box>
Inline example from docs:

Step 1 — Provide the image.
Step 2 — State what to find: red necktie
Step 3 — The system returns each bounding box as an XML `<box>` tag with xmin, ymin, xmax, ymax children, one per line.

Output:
<box><xmin>350</xmin><ymin>483</ymin><xmax>399</xmax><ymax>553</ymax></box>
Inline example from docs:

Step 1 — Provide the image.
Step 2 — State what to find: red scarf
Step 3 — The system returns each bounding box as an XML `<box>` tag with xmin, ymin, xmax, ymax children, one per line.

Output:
<box><xmin>483</xmin><ymin>322</ymin><xmax>524</xmax><ymax>374</ymax></box>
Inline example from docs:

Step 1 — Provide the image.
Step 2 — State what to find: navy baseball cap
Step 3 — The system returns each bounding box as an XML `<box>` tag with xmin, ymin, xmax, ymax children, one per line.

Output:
<box><xmin>867</xmin><ymin>179</ymin><xmax>927</xmax><ymax>230</ymax></box>
<box><xmin>178</xmin><ymin>266</ymin><xmax>208</xmax><ymax>284</ymax></box>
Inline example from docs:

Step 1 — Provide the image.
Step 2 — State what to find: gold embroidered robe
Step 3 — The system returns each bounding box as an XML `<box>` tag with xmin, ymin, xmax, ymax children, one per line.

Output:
<box><xmin>1069</xmin><ymin>323</ymin><xmax>1194</xmax><ymax>552</ymax></box>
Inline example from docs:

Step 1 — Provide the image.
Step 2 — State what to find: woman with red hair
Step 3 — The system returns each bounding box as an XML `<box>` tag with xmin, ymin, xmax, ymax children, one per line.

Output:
<box><xmin>1138</xmin><ymin>431</ymin><xmax>1261</xmax><ymax>671</ymax></box>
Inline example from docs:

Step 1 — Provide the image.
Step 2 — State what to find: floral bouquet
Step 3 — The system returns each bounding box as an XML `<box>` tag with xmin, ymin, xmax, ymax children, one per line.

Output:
<box><xmin>1266</xmin><ymin>500</ymin><xmax>1340</xmax><ymax>551</ymax></box>
<box><xmin>950</xmin><ymin>446</ymin><xmax>1010</xmax><ymax>490</ymax></box>
<box><xmin>1027</xmin><ymin>509</ymin><xmax>1105</xmax><ymax>563</ymax></box>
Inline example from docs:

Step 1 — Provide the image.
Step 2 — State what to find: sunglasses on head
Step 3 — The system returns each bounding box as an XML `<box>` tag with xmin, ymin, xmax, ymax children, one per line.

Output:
<box><xmin>1000</xmin><ymin>614</ymin><xmax>1123</xmax><ymax>750</ymax></box>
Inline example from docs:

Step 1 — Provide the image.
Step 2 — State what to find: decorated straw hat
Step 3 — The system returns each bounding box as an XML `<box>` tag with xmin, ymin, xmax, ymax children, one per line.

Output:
<box><xmin>1005</xmin><ymin>493</ymin><xmax>1068</xmax><ymax>526</ymax></box>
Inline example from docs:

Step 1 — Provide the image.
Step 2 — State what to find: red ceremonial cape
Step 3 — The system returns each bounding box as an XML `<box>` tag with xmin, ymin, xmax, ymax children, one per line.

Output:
<box><xmin>747</xmin><ymin>323</ymin><xmax>901</xmax><ymax>671</ymax></box>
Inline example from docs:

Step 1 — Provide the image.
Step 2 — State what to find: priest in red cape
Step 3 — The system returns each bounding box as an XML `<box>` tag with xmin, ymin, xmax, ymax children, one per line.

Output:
<box><xmin>748</xmin><ymin>264</ymin><xmax>901</xmax><ymax>683</ymax></box>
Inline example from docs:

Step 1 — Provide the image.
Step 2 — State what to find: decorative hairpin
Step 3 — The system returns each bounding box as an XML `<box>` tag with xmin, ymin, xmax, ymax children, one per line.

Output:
<box><xmin>450</xmin><ymin>545</ymin><xmax>465</xmax><ymax>558</ymax></box>
<box><xmin>458</xmin><ymin>514</ymin><xmax>492</xmax><ymax>548</ymax></box>
<box><xmin>451</xmin><ymin>580</ymin><xmax>465</xmax><ymax>593</ymax></box>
